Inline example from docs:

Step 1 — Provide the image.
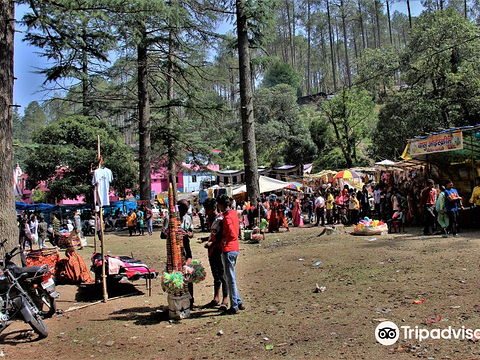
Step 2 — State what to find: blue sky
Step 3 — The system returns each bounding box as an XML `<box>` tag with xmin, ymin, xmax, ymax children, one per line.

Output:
<box><xmin>13</xmin><ymin>1</ymin><xmax>425</xmax><ymax>113</ymax></box>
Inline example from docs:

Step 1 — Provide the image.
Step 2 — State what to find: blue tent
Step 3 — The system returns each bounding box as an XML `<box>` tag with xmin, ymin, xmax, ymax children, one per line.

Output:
<box><xmin>15</xmin><ymin>203</ymin><xmax>59</xmax><ymax>212</ymax></box>
<box><xmin>15</xmin><ymin>201</ymin><xmax>27</xmax><ymax>211</ymax></box>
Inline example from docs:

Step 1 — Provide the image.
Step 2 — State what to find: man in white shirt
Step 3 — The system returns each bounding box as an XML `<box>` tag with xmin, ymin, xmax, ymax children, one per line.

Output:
<box><xmin>315</xmin><ymin>194</ymin><xmax>325</xmax><ymax>226</ymax></box>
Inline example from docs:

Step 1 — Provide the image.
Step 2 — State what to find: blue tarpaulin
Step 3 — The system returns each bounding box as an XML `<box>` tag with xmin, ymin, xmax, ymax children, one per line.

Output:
<box><xmin>15</xmin><ymin>202</ymin><xmax>59</xmax><ymax>212</ymax></box>
<box><xmin>16</xmin><ymin>200</ymin><xmax>138</xmax><ymax>214</ymax></box>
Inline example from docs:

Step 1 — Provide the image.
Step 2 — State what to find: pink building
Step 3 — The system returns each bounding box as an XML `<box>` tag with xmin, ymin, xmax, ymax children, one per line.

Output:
<box><xmin>151</xmin><ymin>165</ymin><xmax>185</xmax><ymax>194</ymax></box>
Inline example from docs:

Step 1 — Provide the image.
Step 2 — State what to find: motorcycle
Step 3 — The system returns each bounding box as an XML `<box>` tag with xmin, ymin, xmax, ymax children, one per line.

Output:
<box><xmin>3</xmin><ymin>243</ymin><xmax>58</xmax><ymax>318</ymax></box>
<box><xmin>0</xmin><ymin>240</ymin><xmax>49</xmax><ymax>338</ymax></box>
<box><xmin>82</xmin><ymin>217</ymin><xmax>95</xmax><ymax>236</ymax></box>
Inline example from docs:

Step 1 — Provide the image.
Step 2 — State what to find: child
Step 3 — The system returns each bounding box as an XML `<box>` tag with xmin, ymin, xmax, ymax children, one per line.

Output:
<box><xmin>387</xmin><ymin>207</ymin><xmax>404</xmax><ymax>233</ymax></box>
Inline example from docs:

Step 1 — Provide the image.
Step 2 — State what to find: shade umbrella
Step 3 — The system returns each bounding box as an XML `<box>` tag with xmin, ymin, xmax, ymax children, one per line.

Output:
<box><xmin>285</xmin><ymin>183</ymin><xmax>302</xmax><ymax>192</ymax></box>
<box><xmin>334</xmin><ymin>170</ymin><xmax>361</xmax><ymax>180</ymax></box>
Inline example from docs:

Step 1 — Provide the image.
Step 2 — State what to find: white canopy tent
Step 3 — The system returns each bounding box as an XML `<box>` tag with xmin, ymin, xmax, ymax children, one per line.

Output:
<box><xmin>232</xmin><ymin>176</ymin><xmax>292</xmax><ymax>195</ymax></box>
<box><xmin>374</xmin><ymin>159</ymin><xmax>395</xmax><ymax>166</ymax></box>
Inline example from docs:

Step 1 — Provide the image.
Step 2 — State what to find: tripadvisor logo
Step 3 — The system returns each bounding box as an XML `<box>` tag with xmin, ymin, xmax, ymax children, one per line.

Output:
<box><xmin>376</xmin><ymin>321</ymin><xmax>480</xmax><ymax>345</ymax></box>
<box><xmin>375</xmin><ymin>321</ymin><xmax>399</xmax><ymax>346</ymax></box>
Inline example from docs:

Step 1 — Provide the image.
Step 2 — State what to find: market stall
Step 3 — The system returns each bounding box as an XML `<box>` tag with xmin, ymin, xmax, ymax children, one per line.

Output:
<box><xmin>401</xmin><ymin>124</ymin><xmax>480</xmax><ymax>228</ymax></box>
<box><xmin>401</xmin><ymin>124</ymin><xmax>480</xmax><ymax>194</ymax></box>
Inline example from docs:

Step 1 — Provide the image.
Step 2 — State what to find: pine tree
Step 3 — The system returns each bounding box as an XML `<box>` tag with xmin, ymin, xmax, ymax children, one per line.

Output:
<box><xmin>0</xmin><ymin>0</ymin><xmax>19</xmax><ymax>251</ymax></box>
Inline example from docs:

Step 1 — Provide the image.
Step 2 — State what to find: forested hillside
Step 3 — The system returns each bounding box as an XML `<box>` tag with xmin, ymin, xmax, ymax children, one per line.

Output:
<box><xmin>13</xmin><ymin>0</ymin><xmax>480</xmax><ymax>177</ymax></box>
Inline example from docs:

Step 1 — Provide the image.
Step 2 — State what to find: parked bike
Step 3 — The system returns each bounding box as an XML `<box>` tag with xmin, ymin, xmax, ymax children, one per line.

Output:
<box><xmin>82</xmin><ymin>217</ymin><xmax>96</xmax><ymax>236</ymax></box>
<box><xmin>4</xmin><ymin>243</ymin><xmax>58</xmax><ymax>318</ymax></box>
<box><xmin>0</xmin><ymin>240</ymin><xmax>49</xmax><ymax>338</ymax></box>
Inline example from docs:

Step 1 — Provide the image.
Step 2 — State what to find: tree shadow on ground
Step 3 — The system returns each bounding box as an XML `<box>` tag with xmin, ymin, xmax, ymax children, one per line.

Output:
<box><xmin>76</xmin><ymin>282</ymin><xmax>144</xmax><ymax>302</ymax></box>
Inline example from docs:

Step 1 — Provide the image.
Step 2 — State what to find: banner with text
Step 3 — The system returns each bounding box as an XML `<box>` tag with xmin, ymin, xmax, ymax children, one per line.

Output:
<box><xmin>410</xmin><ymin>132</ymin><xmax>463</xmax><ymax>156</ymax></box>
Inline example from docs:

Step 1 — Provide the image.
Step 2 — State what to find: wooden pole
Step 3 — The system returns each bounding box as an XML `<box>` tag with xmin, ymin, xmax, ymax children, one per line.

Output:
<box><xmin>99</xmin><ymin>206</ymin><xmax>107</xmax><ymax>303</ymax></box>
<box><xmin>93</xmin><ymin>194</ymin><xmax>97</xmax><ymax>253</ymax></box>
<box><xmin>97</xmin><ymin>134</ymin><xmax>108</xmax><ymax>303</ymax></box>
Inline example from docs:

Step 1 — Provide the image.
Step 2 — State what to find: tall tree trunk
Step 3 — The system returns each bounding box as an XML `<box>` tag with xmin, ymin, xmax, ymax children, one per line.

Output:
<box><xmin>386</xmin><ymin>0</ymin><xmax>393</xmax><ymax>45</ymax></box>
<box><xmin>357</xmin><ymin>0</ymin><xmax>366</xmax><ymax>49</ymax></box>
<box><xmin>137</xmin><ymin>23</ymin><xmax>152</xmax><ymax>203</ymax></box>
<box><xmin>0</xmin><ymin>0</ymin><xmax>19</xmax><ymax>252</ymax></box>
<box><xmin>341</xmin><ymin>0</ymin><xmax>352</xmax><ymax>88</ymax></box>
<box><xmin>352</xmin><ymin>24</ymin><xmax>358</xmax><ymax>59</ymax></box>
<box><xmin>374</xmin><ymin>0</ymin><xmax>381</xmax><ymax>48</ymax></box>
<box><xmin>334</xmin><ymin>23</ymin><xmax>342</xmax><ymax>77</ymax></box>
<box><xmin>306</xmin><ymin>0</ymin><xmax>311</xmax><ymax>95</ymax></box>
<box><xmin>365</xmin><ymin>24</ymin><xmax>370</xmax><ymax>48</ymax></box>
<box><xmin>236</xmin><ymin>0</ymin><xmax>260</xmax><ymax>203</ymax></box>
<box><xmin>229</xmin><ymin>67</ymin><xmax>235</xmax><ymax>108</ymax></box>
<box><xmin>371</xmin><ymin>18</ymin><xmax>377</xmax><ymax>48</ymax></box>
<box><xmin>167</xmin><ymin>28</ymin><xmax>178</xmax><ymax>203</ymax></box>
<box><xmin>320</xmin><ymin>29</ymin><xmax>327</xmax><ymax>62</ymax></box>
<box><xmin>326</xmin><ymin>0</ymin><xmax>337</xmax><ymax>92</ymax></box>
<box><xmin>81</xmin><ymin>29</ymin><xmax>89</xmax><ymax>116</ymax></box>
<box><xmin>285</xmin><ymin>0</ymin><xmax>295</xmax><ymax>67</ymax></box>
<box><xmin>464</xmin><ymin>0</ymin><xmax>468</xmax><ymax>18</ymax></box>
<box><xmin>292</xmin><ymin>1</ymin><xmax>296</xmax><ymax>67</ymax></box>
<box><xmin>407</xmin><ymin>0</ymin><xmax>412</xmax><ymax>29</ymax></box>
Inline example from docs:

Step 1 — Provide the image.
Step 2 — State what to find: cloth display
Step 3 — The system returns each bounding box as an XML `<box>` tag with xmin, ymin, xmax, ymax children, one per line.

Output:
<box><xmin>93</xmin><ymin>167</ymin><xmax>113</xmax><ymax>207</ymax></box>
<box><xmin>108</xmin><ymin>257</ymin><xmax>124</xmax><ymax>275</ymax></box>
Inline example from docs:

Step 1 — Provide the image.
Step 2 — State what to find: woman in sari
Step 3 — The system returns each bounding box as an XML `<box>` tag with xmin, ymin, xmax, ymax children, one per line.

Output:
<box><xmin>292</xmin><ymin>196</ymin><xmax>303</xmax><ymax>227</ymax></box>
<box><xmin>268</xmin><ymin>195</ymin><xmax>279</xmax><ymax>232</ymax></box>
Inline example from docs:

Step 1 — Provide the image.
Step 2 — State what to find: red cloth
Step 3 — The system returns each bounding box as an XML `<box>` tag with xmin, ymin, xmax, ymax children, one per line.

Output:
<box><xmin>221</xmin><ymin>209</ymin><xmax>239</xmax><ymax>253</ymax></box>
<box><xmin>56</xmin><ymin>249</ymin><xmax>94</xmax><ymax>284</ymax></box>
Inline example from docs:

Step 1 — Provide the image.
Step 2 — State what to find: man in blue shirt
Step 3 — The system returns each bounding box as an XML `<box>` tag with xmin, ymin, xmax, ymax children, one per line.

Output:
<box><xmin>444</xmin><ymin>180</ymin><xmax>464</xmax><ymax>237</ymax></box>
<box><xmin>199</xmin><ymin>188</ymin><xmax>207</xmax><ymax>205</ymax></box>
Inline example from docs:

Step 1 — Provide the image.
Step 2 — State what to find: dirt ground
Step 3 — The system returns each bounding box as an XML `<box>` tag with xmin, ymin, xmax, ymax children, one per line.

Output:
<box><xmin>2</xmin><ymin>223</ymin><xmax>480</xmax><ymax>359</ymax></box>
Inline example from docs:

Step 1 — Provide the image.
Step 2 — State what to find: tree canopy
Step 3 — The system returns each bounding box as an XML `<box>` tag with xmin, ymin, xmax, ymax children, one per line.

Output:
<box><xmin>24</xmin><ymin>116</ymin><xmax>136</xmax><ymax>202</ymax></box>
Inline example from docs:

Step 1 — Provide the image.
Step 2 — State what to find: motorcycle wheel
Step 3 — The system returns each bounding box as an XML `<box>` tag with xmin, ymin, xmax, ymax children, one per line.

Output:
<box><xmin>23</xmin><ymin>297</ymin><xmax>48</xmax><ymax>338</ymax></box>
<box><xmin>32</xmin><ymin>287</ymin><xmax>56</xmax><ymax>318</ymax></box>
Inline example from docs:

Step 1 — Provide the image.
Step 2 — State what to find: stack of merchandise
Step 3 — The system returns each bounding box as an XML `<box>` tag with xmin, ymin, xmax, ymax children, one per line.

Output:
<box><xmin>25</xmin><ymin>247</ymin><xmax>60</xmax><ymax>271</ymax></box>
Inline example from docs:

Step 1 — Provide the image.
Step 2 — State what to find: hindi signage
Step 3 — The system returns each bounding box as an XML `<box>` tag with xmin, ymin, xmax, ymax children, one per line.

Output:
<box><xmin>410</xmin><ymin>132</ymin><xmax>463</xmax><ymax>155</ymax></box>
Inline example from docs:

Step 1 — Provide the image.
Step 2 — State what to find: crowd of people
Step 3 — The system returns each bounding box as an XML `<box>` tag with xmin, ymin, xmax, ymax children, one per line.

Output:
<box><xmin>14</xmin><ymin>175</ymin><xmax>480</xmax><ymax>316</ymax></box>
<box><xmin>186</xmin><ymin>176</ymin><xmax>480</xmax><ymax>239</ymax></box>
<box><xmin>125</xmin><ymin>204</ymin><xmax>153</xmax><ymax>236</ymax></box>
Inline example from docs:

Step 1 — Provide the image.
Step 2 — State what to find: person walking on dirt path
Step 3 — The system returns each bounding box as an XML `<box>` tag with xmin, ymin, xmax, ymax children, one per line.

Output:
<box><xmin>51</xmin><ymin>212</ymin><xmax>61</xmax><ymax>246</ymax></box>
<box><xmin>197</xmin><ymin>198</ymin><xmax>229</xmax><ymax>310</ymax></box>
<box><xmin>420</xmin><ymin>179</ymin><xmax>437</xmax><ymax>235</ymax></box>
<box><xmin>37</xmin><ymin>214</ymin><xmax>47</xmax><ymax>250</ymax></box>
<box><xmin>315</xmin><ymin>194</ymin><xmax>325</xmax><ymax>226</ymax></box>
<box><xmin>217</xmin><ymin>194</ymin><xmax>245</xmax><ymax>315</ymax></box>
<box><xmin>126</xmin><ymin>208</ymin><xmax>137</xmax><ymax>236</ymax></box>
<box><xmin>136</xmin><ymin>207</ymin><xmax>145</xmax><ymax>236</ymax></box>
<box><xmin>444</xmin><ymin>180</ymin><xmax>464</xmax><ymax>237</ymax></box>
<box><xmin>73</xmin><ymin>209</ymin><xmax>84</xmax><ymax>249</ymax></box>
<box><xmin>326</xmin><ymin>190</ymin><xmax>334</xmax><ymax>224</ymax></box>
<box><xmin>436</xmin><ymin>185</ymin><xmax>449</xmax><ymax>237</ymax></box>
<box><xmin>145</xmin><ymin>206</ymin><xmax>153</xmax><ymax>235</ymax></box>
